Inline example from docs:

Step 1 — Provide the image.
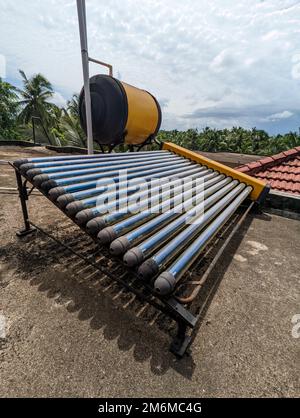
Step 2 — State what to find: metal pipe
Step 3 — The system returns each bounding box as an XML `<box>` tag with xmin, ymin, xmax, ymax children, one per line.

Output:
<box><xmin>137</xmin><ymin>182</ymin><xmax>244</xmax><ymax>280</ymax></box>
<box><xmin>65</xmin><ymin>166</ymin><xmax>211</xmax><ymax>216</ymax></box>
<box><xmin>36</xmin><ymin>158</ymin><xmax>190</xmax><ymax>190</ymax></box>
<box><xmin>25</xmin><ymin>153</ymin><xmax>177</xmax><ymax>179</ymax></box>
<box><xmin>77</xmin><ymin>0</ymin><xmax>93</xmax><ymax>154</ymax></box>
<box><xmin>46</xmin><ymin>159</ymin><xmax>197</xmax><ymax>196</ymax></box>
<box><xmin>13</xmin><ymin>150</ymin><xmax>169</xmax><ymax>168</ymax></box>
<box><xmin>89</xmin><ymin>57</ymin><xmax>113</xmax><ymax>77</ymax></box>
<box><xmin>56</xmin><ymin>165</ymin><xmax>208</xmax><ymax>207</ymax></box>
<box><xmin>120</xmin><ymin>178</ymin><xmax>236</xmax><ymax>264</ymax></box>
<box><xmin>154</xmin><ymin>185</ymin><xmax>252</xmax><ymax>295</ymax></box>
<box><xmin>96</xmin><ymin>172</ymin><xmax>222</xmax><ymax>244</ymax></box>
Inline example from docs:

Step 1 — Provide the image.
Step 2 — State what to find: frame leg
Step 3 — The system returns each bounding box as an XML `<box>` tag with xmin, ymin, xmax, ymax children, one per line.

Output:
<box><xmin>15</xmin><ymin>170</ymin><xmax>36</xmax><ymax>237</ymax></box>
<box><xmin>170</xmin><ymin>322</ymin><xmax>192</xmax><ymax>358</ymax></box>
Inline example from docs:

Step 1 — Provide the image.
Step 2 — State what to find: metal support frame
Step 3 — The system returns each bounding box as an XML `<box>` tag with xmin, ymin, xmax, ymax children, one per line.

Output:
<box><xmin>127</xmin><ymin>136</ymin><xmax>161</xmax><ymax>153</ymax></box>
<box><xmin>32</xmin><ymin>116</ymin><xmax>52</xmax><ymax>146</ymax></box>
<box><xmin>13</xmin><ymin>166</ymin><xmax>253</xmax><ymax>357</ymax></box>
<box><xmin>15</xmin><ymin>169</ymin><xmax>36</xmax><ymax>237</ymax></box>
<box><xmin>170</xmin><ymin>323</ymin><xmax>191</xmax><ymax>357</ymax></box>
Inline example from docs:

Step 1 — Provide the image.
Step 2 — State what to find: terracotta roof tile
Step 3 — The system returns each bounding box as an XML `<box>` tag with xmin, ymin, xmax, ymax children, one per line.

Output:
<box><xmin>264</xmin><ymin>179</ymin><xmax>300</xmax><ymax>194</ymax></box>
<box><xmin>236</xmin><ymin>166</ymin><xmax>250</xmax><ymax>173</ymax></box>
<box><xmin>245</xmin><ymin>161</ymin><xmax>262</xmax><ymax>170</ymax></box>
<box><xmin>258</xmin><ymin>157</ymin><xmax>274</xmax><ymax>165</ymax></box>
<box><xmin>288</xmin><ymin>166</ymin><xmax>300</xmax><ymax>174</ymax></box>
<box><xmin>237</xmin><ymin>147</ymin><xmax>300</xmax><ymax>195</ymax></box>
<box><xmin>285</xmin><ymin>157</ymin><xmax>300</xmax><ymax>167</ymax></box>
<box><xmin>283</xmin><ymin>149</ymin><xmax>299</xmax><ymax>157</ymax></box>
<box><xmin>256</xmin><ymin>171</ymin><xmax>300</xmax><ymax>182</ymax></box>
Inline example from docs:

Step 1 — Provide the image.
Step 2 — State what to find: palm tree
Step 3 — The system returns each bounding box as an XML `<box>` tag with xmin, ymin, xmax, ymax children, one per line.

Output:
<box><xmin>56</xmin><ymin>93</ymin><xmax>86</xmax><ymax>147</ymax></box>
<box><xmin>59</xmin><ymin>108</ymin><xmax>86</xmax><ymax>148</ymax></box>
<box><xmin>67</xmin><ymin>94</ymin><xmax>80</xmax><ymax>118</ymax></box>
<box><xmin>17</xmin><ymin>70</ymin><xmax>55</xmax><ymax>128</ymax></box>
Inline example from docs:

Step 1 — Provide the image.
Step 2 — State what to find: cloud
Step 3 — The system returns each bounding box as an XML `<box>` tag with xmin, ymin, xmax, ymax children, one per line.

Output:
<box><xmin>49</xmin><ymin>92</ymin><xmax>67</xmax><ymax>108</ymax></box>
<box><xmin>266</xmin><ymin>110</ymin><xmax>294</xmax><ymax>121</ymax></box>
<box><xmin>0</xmin><ymin>0</ymin><xmax>300</xmax><ymax>133</ymax></box>
<box><xmin>183</xmin><ymin>105</ymin><xmax>295</xmax><ymax>121</ymax></box>
<box><xmin>291</xmin><ymin>53</ymin><xmax>300</xmax><ymax>79</ymax></box>
<box><xmin>158</xmin><ymin>97</ymin><xmax>169</xmax><ymax>109</ymax></box>
<box><xmin>209</xmin><ymin>49</ymin><xmax>237</xmax><ymax>74</ymax></box>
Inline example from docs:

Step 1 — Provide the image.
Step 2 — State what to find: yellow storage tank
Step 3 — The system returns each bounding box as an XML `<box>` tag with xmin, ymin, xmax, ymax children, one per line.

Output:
<box><xmin>79</xmin><ymin>74</ymin><xmax>161</xmax><ymax>146</ymax></box>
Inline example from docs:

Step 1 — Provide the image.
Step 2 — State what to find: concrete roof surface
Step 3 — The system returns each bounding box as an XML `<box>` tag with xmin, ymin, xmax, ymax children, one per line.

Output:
<box><xmin>195</xmin><ymin>150</ymin><xmax>265</xmax><ymax>168</ymax></box>
<box><xmin>0</xmin><ymin>146</ymin><xmax>299</xmax><ymax>398</ymax></box>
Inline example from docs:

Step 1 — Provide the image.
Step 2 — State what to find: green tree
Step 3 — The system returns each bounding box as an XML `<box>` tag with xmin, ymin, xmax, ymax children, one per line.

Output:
<box><xmin>58</xmin><ymin>109</ymin><xmax>85</xmax><ymax>147</ymax></box>
<box><xmin>17</xmin><ymin>70</ymin><xmax>55</xmax><ymax>129</ymax></box>
<box><xmin>0</xmin><ymin>78</ymin><xmax>20</xmax><ymax>139</ymax></box>
<box><xmin>67</xmin><ymin>94</ymin><xmax>81</xmax><ymax>118</ymax></box>
<box><xmin>156</xmin><ymin>126</ymin><xmax>300</xmax><ymax>156</ymax></box>
<box><xmin>57</xmin><ymin>95</ymin><xmax>86</xmax><ymax>147</ymax></box>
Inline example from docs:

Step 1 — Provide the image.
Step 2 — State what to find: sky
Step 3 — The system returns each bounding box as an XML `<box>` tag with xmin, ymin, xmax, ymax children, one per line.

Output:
<box><xmin>1</xmin><ymin>0</ymin><xmax>300</xmax><ymax>134</ymax></box>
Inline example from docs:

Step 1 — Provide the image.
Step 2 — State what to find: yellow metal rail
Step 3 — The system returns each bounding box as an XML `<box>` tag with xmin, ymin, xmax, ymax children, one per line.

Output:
<box><xmin>163</xmin><ymin>142</ymin><xmax>267</xmax><ymax>201</ymax></box>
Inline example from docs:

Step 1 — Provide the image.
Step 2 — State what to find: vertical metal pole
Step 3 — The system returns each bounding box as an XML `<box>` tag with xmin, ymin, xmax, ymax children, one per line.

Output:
<box><xmin>77</xmin><ymin>0</ymin><xmax>94</xmax><ymax>155</ymax></box>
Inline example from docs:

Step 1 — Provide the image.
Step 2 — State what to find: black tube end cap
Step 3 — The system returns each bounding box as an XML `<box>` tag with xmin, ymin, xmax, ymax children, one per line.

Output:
<box><xmin>65</xmin><ymin>201</ymin><xmax>85</xmax><ymax>216</ymax></box>
<box><xmin>20</xmin><ymin>163</ymin><xmax>35</xmax><ymax>174</ymax></box>
<box><xmin>110</xmin><ymin>236</ymin><xmax>130</xmax><ymax>257</ymax></box>
<box><xmin>13</xmin><ymin>159</ymin><xmax>28</xmax><ymax>168</ymax></box>
<box><xmin>154</xmin><ymin>272</ymin><xmax>176</xmax><ymax>295</ymax></box>
<box><xmin>40</xmin><ymin>180</ymin><xmax>58</xmax><ymax>192</ymax></box>
<box><xmin>97</xmin><ymin>227</ymin><xmax>117</xmax><ymax>245</ymax></box>
<box><xmin>56</xmin><ymin>193</ymin><xmax>75</xmax><ymax>207</ymax></box>
<box><xmin>75</xmin><ymin>209</ymin><xmax>96</xmax><ymax>226</ymax></box>
<box><xmin>124</xmin><ymin>247</ymin><xmax>144</xmax><ymax>268</ymax></box>
<box><xmin>32</xmin><ymin>174</ymin><xmax>50</xmax><ymax>187</ymax></box>
<box><xmin>48</xmin><ymin>187</ymin><xmax>67</xmax><ymax>201</ymax></box>
<box><xmin>26</xmin><ymin>168</ymin><xmax>43</xmax><ymax>179</ymax></box>
<box><xmin>138</xmin><ymin>258</ymin><xmax>159</xmax><ymax>280</ymax></box>
<box><xmin>85</xmin><ymin>217</ymin><xmax>106</xmax><ymax>235</ymax></box>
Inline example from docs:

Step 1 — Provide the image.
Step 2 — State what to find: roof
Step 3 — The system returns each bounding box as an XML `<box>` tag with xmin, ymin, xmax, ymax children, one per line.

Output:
<box><xmin>237</xmin><ymin>146</ymin><xmax>300</xmax><ymax>195</ymax></box>
<box><xmin>195</xmin><ymin>151</ymin><xmax>265</xmax><ymax>168</ymax></box>
<box><xmin>1</xmin><ymin>145</ymin><xmax>299</xmax><ymax>397</ymax></box>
